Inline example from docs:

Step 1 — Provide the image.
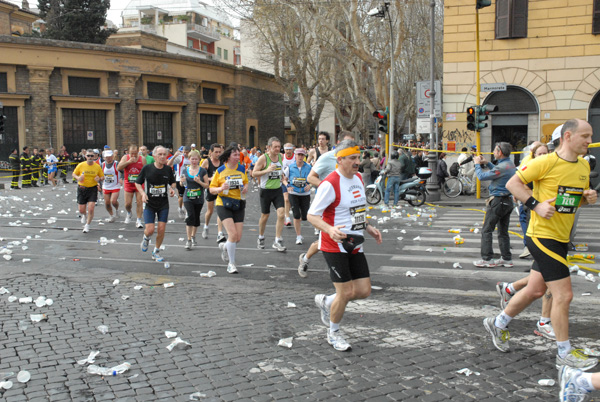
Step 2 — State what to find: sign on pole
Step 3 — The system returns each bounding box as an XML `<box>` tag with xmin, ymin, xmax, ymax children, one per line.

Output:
<box><xmin>416</xmin><ymin>80</ymin><xmax>442</xmax><ymax>118</ymax></box>
<box><xmin>416</xmin><ymin>118</ymin><xmax>430</xmax><ymax>134</ymax></box>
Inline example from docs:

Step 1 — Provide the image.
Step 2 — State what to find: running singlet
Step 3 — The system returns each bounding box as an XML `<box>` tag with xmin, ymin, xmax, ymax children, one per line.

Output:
<box><xmin>206</xmin><ymin>158</ymin><xmax>220</xmax><ymax>179</ymax></box>
<box><xmin>183</xmin><ymin>166</ymin><xmax>207</xmax><ymax>202</ymax></box>
<box><xmin>259</xmin><ymin>154</ymin><xmax>283</xmax><ymax>189</ymax></box>
<box><xmin>45</xmin><ymin>154</ymin><xmax>58</xmax><ymax>170</ymax></box>
<box><xmin>210</xmin><ymin>164</ymin><xmax>248</xmax><ymax>207</ymax></box>
<box><xmin>307</xmin><ymin>170</ymin><xmax>367</xmax><ymax>253</ymax></box>
<box><xmin>102</xmin><ymin>161</ymin><xmax>120</xmax><ymax>191</ymax></box>
<box><xmin>517</xmin><ymin>152</ymin><xmax>590</xmax><ymax>242</ymax></box>
<box><xmin>282</xmin><ymin>154</ymin><xmax>295</xmax><ymax>172</ymax></box>
<box><xmin>171</xmin><ymin>155</ymin><xmax>191</xmax><ymax>181</ymax></box>
<box><xmin>124</xmin><ymin>155</ymin><xmax>144</xmax><ymax>185</ymax></box>
<box><xmin>73</xmin><ymin>162</ymin><xmax>104</xmax><ymax>188</ymax></box>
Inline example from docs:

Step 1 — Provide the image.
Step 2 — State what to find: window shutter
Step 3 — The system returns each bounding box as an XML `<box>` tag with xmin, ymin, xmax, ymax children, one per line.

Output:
<box><xmin>495</xmin><ymin>0</ymin><xmax>511</xmax><ymax>39</ymax></box>
<box><xmin>593</xmin><ymin>0</ymin><xmax>600</xmax><ymax>35</ymax></box>
<box><xmin>511</xmin><ymin>0</ymin><xmax>528</xmax><ymax>38</ymax></box>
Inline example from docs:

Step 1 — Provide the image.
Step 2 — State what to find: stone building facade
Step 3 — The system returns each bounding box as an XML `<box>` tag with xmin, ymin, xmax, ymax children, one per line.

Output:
<box><xmin>0</xmin><ymin>35</ymin><xmax>284</xmax><ymax>160</ymax></box>
<box><xmin>442</xmin><ymin>0</ymin><xmax>600</xmax><ymax>165</ymax></box>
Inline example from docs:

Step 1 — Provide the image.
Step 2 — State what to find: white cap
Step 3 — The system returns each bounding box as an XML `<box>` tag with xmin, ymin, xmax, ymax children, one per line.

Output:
<box><xmin>191</xmin><ymin>143</ymin><xmax>196</xmax><ymax>148</ymax></box>
<box><xmin>551</xmin><ymin>124</ymin><xmax>563</xmax><ymax>142</ymax></box>
<box><xmin>103</xmin><ymin>150</ymin><xmax>114</xmax><ymax>157</ymax></box>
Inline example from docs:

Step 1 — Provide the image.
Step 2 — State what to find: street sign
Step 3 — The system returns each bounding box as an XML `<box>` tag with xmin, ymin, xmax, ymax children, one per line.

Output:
<box><xmin>87</xmin><ymin>131</ymin><xmax>93</xmax><ymax>140</ymax></box>
<box><xmin>416</xmin><ymin>118</ymin><xmax>430</xmax><ymax>134</ymax></box>
<box><xmin>481</xmin><ymin>83</ymin><xmax>507</xmax><ymax>92</ymax></box>
<box><xmin>416</xmin><ymin>80</ymin><xmax>442</xmax><ymax>118</ymax></box>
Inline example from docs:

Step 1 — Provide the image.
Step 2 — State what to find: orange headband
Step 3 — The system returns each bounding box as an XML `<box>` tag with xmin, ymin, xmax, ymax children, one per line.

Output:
<box><xmin>335</xmin><ymin>146</ymin><xmax>360</xmax><ymax>158</ymax></box>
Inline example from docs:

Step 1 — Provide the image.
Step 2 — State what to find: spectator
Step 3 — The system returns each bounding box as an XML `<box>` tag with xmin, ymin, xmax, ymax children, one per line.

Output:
<box><xmin>360</xmin><ymin>151</ymin><xmax>374</xmax><ymax>186</ymax></box>
<box><xmin>436</xmin><ymin>153</ymin><xmax>449</xmax><ymax>190</ymax></box>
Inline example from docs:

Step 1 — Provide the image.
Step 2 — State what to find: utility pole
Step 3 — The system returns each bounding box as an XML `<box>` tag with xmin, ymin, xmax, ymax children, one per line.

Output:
<box><xmin>426</xmin><ymin>0</ymin><xmax>440</xmax><ymax>201</ymax></box>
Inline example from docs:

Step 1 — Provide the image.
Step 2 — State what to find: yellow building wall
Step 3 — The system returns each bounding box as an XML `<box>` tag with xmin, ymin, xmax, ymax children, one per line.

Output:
<box><xmin>442</xmin><ymin>0</ymin><xmax>600</xmax><ymax>150</ymax></box>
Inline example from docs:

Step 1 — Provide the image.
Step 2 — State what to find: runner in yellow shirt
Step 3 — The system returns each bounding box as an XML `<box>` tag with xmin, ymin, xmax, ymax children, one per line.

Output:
<box><xmin>73</xmin><ymin>149</ymin><xmax>104</xmax><ymax>233</ymax></box>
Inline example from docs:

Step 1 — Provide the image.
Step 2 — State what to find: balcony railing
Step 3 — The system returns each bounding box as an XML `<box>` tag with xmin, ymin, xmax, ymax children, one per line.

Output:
<box><xmin>186</xmin><ymin>23</ymin><xmax>220</xmax><ymax>42</ymax></box>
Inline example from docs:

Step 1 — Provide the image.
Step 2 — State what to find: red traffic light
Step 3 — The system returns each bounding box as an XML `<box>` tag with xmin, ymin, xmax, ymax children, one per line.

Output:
<box><xmin>467</xmin><ymin>107</ymin><xmax>475</xmax><ymax>115</ymax></box>
<box><xmin>373</xmin><ymin>110</ymin><xmax>386</xmax><ymax>120</ymax></box>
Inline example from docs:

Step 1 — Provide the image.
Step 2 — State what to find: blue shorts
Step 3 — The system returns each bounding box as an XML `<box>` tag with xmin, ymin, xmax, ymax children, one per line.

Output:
<box><xmin>48</xmin><ymin>166</ymin><xmax>57</xmax><ymax>173</ymax></box>
<box><xmin>143</xmin><ymin>206</ymin><xmax>169</xmax><ymax>224</ymax></box>
<box><xmin>281</xmin><ymin>184</ymin><xmax>288</xmax><ymax>194</ymax></box>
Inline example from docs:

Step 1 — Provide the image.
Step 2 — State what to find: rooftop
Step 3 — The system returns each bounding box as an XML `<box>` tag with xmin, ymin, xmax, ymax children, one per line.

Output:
<box><xmin>121</xmin><ymin>0</ymin><xmax>233</xmax><ymax>27</ymax></box>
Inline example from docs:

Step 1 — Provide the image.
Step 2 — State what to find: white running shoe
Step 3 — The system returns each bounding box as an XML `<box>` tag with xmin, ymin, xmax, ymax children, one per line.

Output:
<box><xmin>219</xmin><ymin>242</ymin><xmax>229</xmax><ymax>262</ymax></box>
<box><xmin>136</xmin><ymin>219</ymin><xmax>144</xmax><ymax>229</ymax></box>
<box><xmin>327</xmin><ymin>329</ymin><xmax>351</xmax><ymax>351</ymax></box>
<box><xmin>178</xmin><ymin>208</ymin><xmax>186</xmax><ymax>219</ymax></box>
<box><xmin>227</xmin><ymin>263</ymin><xmax>238</xmax><ymax>274</ymax></box>
<box><xmin>314</xmin><ymin>294</ymin><xmax>330</xmax><ymax>326</ymax></box>
<box><xmin>80</xmin><ymin>214</ymin><xmax>86</xmax><ymax>224</ymax></box>
<box><xmin>285</xmin><ymin>217</ymin><xmax>292</xmax><ymax>227</ymax></box>
<box><xmin>124</xmin><ymin>213</ymin><xmax>132</xmax><ymax>224</ymax></box>
<box><xmin>298</xmin><ymin>253</ymin><xmax>308</xmax><ymax>278</ymax></box>
<box><xmin>201</xmin><ymin>227</ymin><xmax>208</xmax><ymax>239</ymax></box>
<box><xmin>272</xmin><ymin>240</ymin><xmax>286</xmax><ymax>252</ymax></box>
<box><xmin>82</xmin><ymin>224</ymin><xmax>90</xmax><ymax>233</ymax></box>
<box><xmin>115</xmin><ymin>210</ymin><xmax>120</xmax><ymax>219</ymax></box>
<box><xmin>296</xmin><ymin>236</ymin><xmax>303</xmax><ymax>245</ymax></box>
<box><xmin>536</xmin><ymin>321</ymin><xmax>556</xmax><ymax>340</ymax></box>
<box><xmin>106</xmin><ymin>215</ymin><xmax>116</xmax><ymax>223</ymax></box>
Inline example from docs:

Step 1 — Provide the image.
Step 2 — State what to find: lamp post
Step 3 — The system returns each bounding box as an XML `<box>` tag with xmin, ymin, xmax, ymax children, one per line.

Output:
<box><xmin>425</xmin><ymin>0</ymin><xmax>440</xmax><ymax>201</ymax></box>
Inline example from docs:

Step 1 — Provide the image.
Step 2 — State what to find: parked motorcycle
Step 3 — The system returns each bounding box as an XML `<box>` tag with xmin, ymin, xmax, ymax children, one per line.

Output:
<box><xmin>365</xmin><ymin>167</ymin><xmax>431</xmax><ymax>206</ymax></box>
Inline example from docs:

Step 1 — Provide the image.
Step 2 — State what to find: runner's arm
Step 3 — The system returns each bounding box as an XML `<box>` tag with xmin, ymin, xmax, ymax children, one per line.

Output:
<box><xmin>251</xmin><ymin>155</ymin><xmax>270</xmax><ymax>177</ymax></box>
<box><xmin>307</xmin><ymin>169</ymin><xmax>321</xmax><ymax>187</ymax></box>
<box><xmin>116</xmin><ymin>155</ymin><xmax>130</xmax><ymax>171</ymax></box>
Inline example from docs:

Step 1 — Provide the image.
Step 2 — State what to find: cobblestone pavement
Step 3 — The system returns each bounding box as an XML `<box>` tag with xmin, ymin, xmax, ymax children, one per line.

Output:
<box><xmin>1</xmin><ymin>184</ymin><xmax>599</xmax><ymax>401</ymax></box>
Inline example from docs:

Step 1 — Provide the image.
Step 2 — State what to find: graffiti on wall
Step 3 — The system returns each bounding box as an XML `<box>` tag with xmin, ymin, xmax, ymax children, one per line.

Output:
<box><xmin>441</xmin><ymin>128</ymin><xmax>475</xmax><ymax>151</ymax></box>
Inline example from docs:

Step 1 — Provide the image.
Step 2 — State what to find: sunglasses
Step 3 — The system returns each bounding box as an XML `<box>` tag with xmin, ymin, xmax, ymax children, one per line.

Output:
<box><xmin>86</xmin><ymin>155</ymin><xmax>94</xmax><ymax>157</ymax></box>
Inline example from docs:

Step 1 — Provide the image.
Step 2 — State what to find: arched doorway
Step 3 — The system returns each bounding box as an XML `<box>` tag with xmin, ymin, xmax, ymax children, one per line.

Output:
<box><xmin>248</xmin><ymin>126</ymin><xmax>255</xmax><ymax>149</ymax></box>
<box><xmin>484</xmin><ymin>86</ymin><xmax>538</xmax><ymax>165</ymax></box>
<box><xmin>588</xmin><ymin>92</ymin><xmax>600</xmax><ymax>187</ymax></box>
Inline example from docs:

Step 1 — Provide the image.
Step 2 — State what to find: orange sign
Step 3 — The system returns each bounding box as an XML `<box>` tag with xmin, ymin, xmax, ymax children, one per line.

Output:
<box><xmin>447</xmin><ymin>141</ymin><xmax>456</xmax><ymax>152</ymax></box>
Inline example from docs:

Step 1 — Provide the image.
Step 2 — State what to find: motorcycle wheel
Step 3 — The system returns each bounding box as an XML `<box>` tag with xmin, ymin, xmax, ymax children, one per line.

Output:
<box><xmin>407</xmin><ymin>188</ymin><xmax>426</xmax><ymax>206</ymax></box>
<box><xmin>366</xmin><ymin>187</ymin><xmax>381</xmax><ymax>205</ymax></box>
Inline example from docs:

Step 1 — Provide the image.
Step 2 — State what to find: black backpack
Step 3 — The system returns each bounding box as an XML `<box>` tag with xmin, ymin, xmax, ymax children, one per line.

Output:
<box><xmin>449</xmin><ymin>162</ymin><xmax>459</xmax><ymax>177</ymax></box>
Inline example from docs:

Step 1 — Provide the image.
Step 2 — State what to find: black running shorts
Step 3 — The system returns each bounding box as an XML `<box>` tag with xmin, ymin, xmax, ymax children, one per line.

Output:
<box><xmin>77</xmin><ymin>185</ymin><xmax>98</xmax><ymax>205</ymax></box>
<box><xmin>525</xmin><ymin>236</ymin><xmax>570</xmax><ymax>282</ymax></box>
<box><xmin>259</xmin><ymin>187</ymin><xmax>284</xmax><ymax>214</ymax></box>
<box><xmin>322</xmin><ymin>251</ymin><xmax>370</xmax><ymax>283</ymax></box>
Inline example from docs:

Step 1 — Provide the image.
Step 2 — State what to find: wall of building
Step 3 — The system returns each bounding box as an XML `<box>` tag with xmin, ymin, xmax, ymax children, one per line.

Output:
<box><xmin>443</xmin><ymin>0</ymin><xmax>600</xmax><ymax>152</ymax></box>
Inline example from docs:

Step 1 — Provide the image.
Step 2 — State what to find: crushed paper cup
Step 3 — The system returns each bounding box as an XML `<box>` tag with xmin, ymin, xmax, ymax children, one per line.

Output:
<box><xmin>426</xmin><ymin>248</ymin><xmax>433</xmax><ymax>252</ymax></box>
<box><xmin>582</xmin><ymin>292</ymin><xmax>592</xmax><ymax>296</ymax></box>
<box><xmin>371</xmin><ymin>285</ymin><xmax>383</xmax><ymax>290</ymax></box>
<box><xmin>112</xmin><ymin>279</ymin><xmax>120</xmax><ymax>286</ymax></box>
<box><xmin>19</xmin><ymin>297</ymin><xmax>33</xmax><ymax>304</ymax></box>
<box><xmin>97</xmin><ymin>325</ymin><xmax>109</xmax><ymax>334</ymax></box>
<box><xmin>3</xmin><ymin>255</ymin><xmax>12</xmax><ymax>261</ymax></box>
<box><xmin>406</xmin><ymin>271</ymin><xmax>418</xmax><ymax>277</ymax></box>
<box><xmin>277</xmin><ymin>337</ymin><xmax>293</xmax><ymax>349</ymax></box>
<box><xmin>134</xmin><ymin>285</ymin><xmax>143</xmax><ymax>290</ymax></box>
<box><xmin>45</xmin><ymin>299</ymin><xmax>53</xmax><ymax>306</ymax></box>
<box><xmin>569</xmin><ymin>265</ymin><xmax>580</xmax><ymax>273</ymax></box>
<box><xmin>453</xmin><ymin>262</ymin><xmax>463</xmax><ymax>269</ymax></box>
<box><xmin>457</xmin><ymin>368</ymin><xmax>480</xmax><ymax>376</ymax></box>
<box><xmin>7</xmin><ymin>296</ymin><xmax>17</xmax><ymax>302</ymax></box>
<box><xmin>189</xmin><ymin>392</ymin><xmax>207</xmax><ymax>401</ymax></box>
<box><xmin>121</xmin><ymin>295</ymin><xmax>130</xmax><ymax>300</ymax></box>
<box><xmin>163</xmin><ymin>282</ymin><xmax>174</xmax><ymax>288</ymax></box>
<box><xmin>538</xmin><ymin>379</ymin><xmax>555</xmax><ymax>386</ymax></box>
<box><xmin>77</xmin><ymin>351</ymin><xmax>100</xmax><ymax>365</ymax></box>
<box><xmin>165</xmin><ymin>331</ymin><xmax>177</xmax><ymax>338</ymax></box>
<box><xmin>583</xmin><ymin>348</ymin><xmax>600</xmax><ymax>357</ymax></box>
<box><xmin>166</xmin><ymin>337</ymin><xmax>191</xmax><ymax>351</ymax></box>
<box><xmin>267</xmin><ymin>265</ymin><xmax>276</xmax><ymax>268</ymax></box>
<box><xmin>396</xmin><ymin>237</ymin><xmax>403</xmax><ymax>241</ymax></box>
<box><xmin>413</xmin><ymin>236</ymin><xmax>421</xmax><ymax>241</ymax></box>
<box><xmin>207</xmin><ymin>271</ymin><xmax>216</xmax><ymax>277</ymax></box>
<box><xmin>30</xmin><ymin>314</ymin><xmax>48</xmax><ymax>323</ymax></box>
<box><xmin>287</xmin><ymin>302</ymin><xmax>296</xmax><ymax>308</ymax></box>
<box><xmin>22</xmin><ymin>258</ymin><xmax>31</xmax><ymax>263</ymax></box>
<box><xmin>0</xmin><ymin>287</ymin><xmax>9</xmax><ymax>295</ymax></box>
<box><xmin>586</xmin><ymin>274</ymin><xmax>596</xmax><ymax>283</ymax></box>
<box><xmin>0</xmin><ymin>380</ymin><xmax>13</xmax><ymax>390</ymax></box>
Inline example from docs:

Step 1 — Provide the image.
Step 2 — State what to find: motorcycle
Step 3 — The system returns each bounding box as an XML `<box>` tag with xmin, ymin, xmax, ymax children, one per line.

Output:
<box><xmin>365</xmin><ymin>167</ymin><xmax>431</xmax><ymax>207</ymax></box>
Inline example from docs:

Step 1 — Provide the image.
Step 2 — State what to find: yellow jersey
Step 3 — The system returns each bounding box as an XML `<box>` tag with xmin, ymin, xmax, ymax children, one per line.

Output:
<box><xmin>517</xmin><ymin>152</ymin><xmax>590</xmax><ymax>242</ymax></box>
<box><xmin>209</xmin><ymin>163</ymin><xmax>248</xmax><ymax>207</ymax></box>
<box><xmin>74</xmin><ymin>162</ymin><xmax>104</xmax><ymax>188</ymax></box>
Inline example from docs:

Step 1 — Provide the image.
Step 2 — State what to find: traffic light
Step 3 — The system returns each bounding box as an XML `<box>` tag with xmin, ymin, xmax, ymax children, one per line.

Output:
<box><xmin>373</xmin><ymin>109</ymin><xmax>388</xmax><ymax>134</ymax></box>
<box><xmin>476</xmin><ymin>0</ymin><xmax>492</xmax><ymax>9</ymax></box>
<box><xmin>466</xmin><ymin>106</ymin><xmax>477</xmax><ymax>131</ymax></box>
<box><xmin>477</xmin><ymin>104</ymin><xmax>498</xmax><ymax>130</ymax></box>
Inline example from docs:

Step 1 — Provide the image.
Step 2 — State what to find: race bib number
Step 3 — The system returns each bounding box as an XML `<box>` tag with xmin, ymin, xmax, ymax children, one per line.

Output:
<box><xmin>149</xmin><ymin>184</ymin><xmax>166</xmax><ymax>197</ymax></box>
<box><xmin>268</xmin><ymin>169</ymin><xmax>281</xmax><ymax>180</ymax></box>
<box><xmin>105</xmin><ymin>174</ymin><xmax>115</xmax><ymax>184</ymax></box>
<box><xmin>186</xmin><ymin>188</ymin><xmax>201</xmax><ymax>199</ymax></box>
<box><xmin>226</xmin><ymin>175</ymin><xmax>243</xmax><ymax>189</ymax></box>
<box><xmin>350</xmin><ymin>205</ymin><xmax>367</xmax><ymax>231</ymax></box>
<box><xmin>127</xmin><ymin>174</ymin><xmax>138</xmax><ymax>182</ymax></box>
<box><xmin>292</xmin><ymin>178</ymin><xmax>306</xmax><ymax>188</ymax></box>
<box><xmin>555</xmin><ymin>185</ymin><xmax>583</xmax><ymax>214</ymax></box>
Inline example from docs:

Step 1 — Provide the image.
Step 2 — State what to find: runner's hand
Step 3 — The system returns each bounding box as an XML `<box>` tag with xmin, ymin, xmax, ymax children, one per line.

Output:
<box><xmin>141</xmin><ymin>193</ymin><xmax>148</xmax><ymax>203</ymax></box>
<box><xmin>94</xmin><ymin>176</ymin><xmax>101</xmax><ymax>183</ymax></box>
<box><xmin>169</xmin><ymin>187</ymin><xmax>175</xmax><ymax>197</ymax></box>
<box><xmin>304</xmin><ymin>185</ymin><xmax>311</xmax><ymax>193</ymax></box>
<box><xmin>222</xmin><ymin>182</ymin><xmax>230</xmax><ymax>191</ymax></box>
<box><xmin>267</xmin><ymin>164</ymin><xmax>277</xmax><ymax>172</ymax></box>
<box><xmin>242</xmin><ymin>185</ymin><xmax>248</xmax><ymax>195</ymax></box>
<box><xmin>366</xmin><ymin>225</ymin><xmax>382</xmax><ymax>244</ymax></box>
<box><xmin>583</xmin><ymin>189</ymin><xmax>597</xmax><ymax>205</ymax></box>
<box><xmin>328</xmin><ymin>225</ymin><xmax>347</xmax><ymax>242</ymax></box>
<box><xmin>533</xmin><ymin>196</ymin><xmax>556</xmax><ymax>219</ymax></box>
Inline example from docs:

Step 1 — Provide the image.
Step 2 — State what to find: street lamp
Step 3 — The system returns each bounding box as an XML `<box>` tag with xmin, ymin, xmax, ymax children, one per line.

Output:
<box><xmin>425</xmin><ymin>0</ymin><xmax>440</xmax><ymax>201</ymax></box>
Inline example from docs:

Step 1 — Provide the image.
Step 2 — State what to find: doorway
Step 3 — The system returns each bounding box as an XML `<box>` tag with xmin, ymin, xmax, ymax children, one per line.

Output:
<box><xmin>199</xmin><ymin>114</ymin><xmax>218</xmax><ymax>148</ymax></box>
<box><xmin>491</xmin><ymin>125</ymin><xmax>528</xmax><ymax>166</ymax></box>
<box><xmin>0</xmin><ymin>106</ymin><xmax>18</xmax><ymax>163</ymax></box>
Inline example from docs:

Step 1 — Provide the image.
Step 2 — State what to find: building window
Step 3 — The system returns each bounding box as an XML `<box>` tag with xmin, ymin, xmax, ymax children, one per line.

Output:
<box><xmin>202</xmin><ymin>44</ymin><xmax>208</xmax><ymax>52</ymax></box>
<box><xmin>188</xmin><ymin>39</ymin><xmax>194</xmax><ymax>48</ymax></box>
<box><xmin>217</xmin><ymin>47</ymin><xmax>222</xmax><ymax>58</ymax></box>
<box><xmin>495</xmin><ymin>0</ymin><xmax>528</xmax><ymax>39</ymax></box>
<box><xmin>68</xmin><ymin>76</ymin><xmax>100</xmax><ymax>96</ymax></box>
<box><xmin>0</xmin><ymin>73</ymin><xmax>7</xmax><ymax>93</ymax></box>
<box><xmin>594</xmin><ymin>0</ymin><xmax>600</xmax><ymax>35</ymax></box>
<box><xmin>202</xmin><ymin>88</ymin><xmax>217</xmax><ymax>104</ymax></box>
<box><xmin>147</xmin><ymin>82</ymin><xmax>170</xmax><ymax>100</ymax></box>
<box><xmin>63</xmin><ymin>109</ymin><xmax>107</xmax><ymax>151</ymax></box>
<box><xmin>224</xmin><ymin>49</ymin><xmax>228</xmax><ymax>60</ymax></box>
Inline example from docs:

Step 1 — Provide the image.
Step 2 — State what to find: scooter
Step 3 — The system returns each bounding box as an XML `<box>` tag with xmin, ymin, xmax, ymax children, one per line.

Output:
<box><xmin>365</xmin><ymin>167</ymin><xmax>431</xmax><ymax>206</ymax></box>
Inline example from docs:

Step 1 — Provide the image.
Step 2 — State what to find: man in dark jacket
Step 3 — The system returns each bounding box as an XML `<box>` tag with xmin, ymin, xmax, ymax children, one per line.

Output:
<box><xmin>436</xmin><ymin>153</ymin><xmax>449</xmax><ymax>190</ymax></box>
<box><xmin>20</xmin><ymin>146</ymin><xmax>32</xmax><ymax>188</ymax></box>
<box><xmin>30</xmin><ymin>148</ymin><xmax>42</xmax><ymax>187</ymax></box>
<box><xmin>9</xmin><ymin>148</ymin><xmax>20</xmax><ymax>189</ymax></box>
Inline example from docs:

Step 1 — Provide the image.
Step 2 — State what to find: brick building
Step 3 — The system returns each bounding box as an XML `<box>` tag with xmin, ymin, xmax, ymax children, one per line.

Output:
<box><xmin>442</xmin><ymin>0</ymin><xmax>600</xmax><ymax>166</ymax></box>
<box><xmin>0</xmin><ymin>35</ymin><xmax>283</xmax><ymax>160</ymax></box>
<box><xmin>0</xmin><ymin>0</ymin><xmax>37</xmax><ymax>36</ymax></box>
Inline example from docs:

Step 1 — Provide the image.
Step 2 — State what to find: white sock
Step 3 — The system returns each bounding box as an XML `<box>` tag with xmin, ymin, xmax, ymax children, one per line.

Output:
<box><xmin>302</xmin><ymin>255</ymin><xmax>309</xmax><ymax>263</ymax></box>
<box><xmin>539</xmin><ymin>317</ymin><xmax>551</xmax><ymax>325</ymax></box>
<box><xmin>258</xmin><ymin>235</ymin><xmax>265</xmax><ymax>240</ymax></box>
<box><xmin>330</xmin><ymin>321</ymin><xmax>339</xmax><ymax>332</ymax></box>
<box><xmin>275</xmin><ymin>237</ymin><xmax>282</xmax><ymax>243</ymax></box>
<box><xmin>576</xmin><ymin>372</ymin><xmax>597</xmax><ymax>392</ymax></box>
<box><xmin>153</xmin><ymin>247</ymin><xmax>159</xmax><ymax>253</ymax></box>
<box><xmin>325</xmin><ymin>294</ymin><xmax>336</xmax><ymax>308</ymax></box>
<box><xmin>225</xmin><ymin>241</ymin><xmax>236</xmax><ymax>264</ymax></box>
<box><xmin>204</xmin><ymin>225</ymin><xmax>208</xmax><ymax>229</ymax></box>
<box><xmin>557</xmin><ymin>340</ymin><xmax>572</xmax><ymax>358</ymax></box>
<box><xmin>219</xmin><ymin>231</ymin><xmax>224</xmax><ymax>237</ymax></box>
<box><xmin>494</xmin><ymin>311</ymin><xmax>513</xmax><ymax>329</ymax></box>
<box><xmin>507</xmin><ymin>283</ymin><xmax>516</xmax><ymax>294</ymax></box>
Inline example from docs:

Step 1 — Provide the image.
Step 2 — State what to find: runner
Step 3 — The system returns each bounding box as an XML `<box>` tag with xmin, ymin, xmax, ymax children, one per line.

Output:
<box><xmin>167</xmin><ymin>145</ymin><xmax>192</xmax><ymax>220</ymax></box>
<box><xmin>72</xmin><ymin>149</ymin><xmax>104</xmax><ymax>233</ymax></box>
<box><xmin>101</xmin><ymin>150</ymin><xmax>121</xmax><ymax>223</ymax></box>
<box><xmin>308</xmin><ymin>139</ymin><xmax>382</xmax><ymax>351</ymax></box>
<box><xmin>484</xmin><ymin>119</ymin><xmax>598</xmax><ymax>371</ymax></box>
<box><xmin>307</xmin><ymin>132</ymin><xmax>331</xmax><ymax>165</ymax></box>
<box><xmin>58</xmin><ymin>145</ymin><xmax>69</xmax><ymax>184</ymax></box>
<box><xmin>45</xmin><ymin>148</ymin><xmax>59</xmax><ymax>189</ymax></box>
<box><xmin>140</xmin><ymin>145</ymin><xmax>154</xmax><ymax>165</ymax></box>
<box><xmin>117</xmin><ymin>144</ymin><xmax>146</xmax><ymax>228</ymax></box>
<box><xmin>252</xmin><ymin>137</ymin><xmax>287</xmax><ymax>252</ymax></box>
<box><xmin>298</xmin><ymin>131</ymin><xmax>356</xmax><ymax>277</ymax></box>
<box><xmin>136</xmin><ymin>146</ymin><xmax>177</xmax><ymax>263</ymax></box>
<box><xmin>180</xmin><ymin>150</ymin><xmax>209</xmax><ymax>249</ymax></box>
<box><xmin>209</xmin><ymin>144</ymin><xmax>249</xmax><ymax>274</ymax></box>
<box><xmin>286</xmin><ymin>147</ymin><xmax>312</xmax><ymax>252</ymax></box>
<box><xmin>201</xmin><ymin>144</ymin><xmax>225</xmax><ymax>242</ymax></box>
<box><xmin>281</xmin><ymin>143</ymin><xmax>296</xmax><ymax>227</ymax></box>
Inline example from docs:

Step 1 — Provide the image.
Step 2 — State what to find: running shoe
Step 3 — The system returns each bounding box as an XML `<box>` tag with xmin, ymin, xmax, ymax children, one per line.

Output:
<box><xmin>140</xmin><ymin>236</ymin><xmax>149</xmax><ymax>252</ymax></box>
<box><xmin>185</xmin><ymin>240</ymin><xmax>192</xmax><ymax>250</ymax></box>
<box><xmin>217</xmin><ymin>233</ymin><xmax>227</xmax><ymax>244</ymax></box>
<box><xmin>483</xmin><ymin>317</ymin><xmax>510</xmax><ymax>353</ymax></box>
<box><xmin>191</xmin><ymin>236</ymin><xmax>197</xmax><ymax>247</ymax></box>
<box><xmin>298</xmin><ymin>253</ymin><xmax>308</xmax><ymax>278</ymax></box>
<box><xmin>285</xmin><ymin>217</ymin><xmax>292</xmax><ymax>227</ymax></box>
<box><xmin>227</xmin><ymin>263</ymin><xmax>238</xmax><ymax>274</ymax></box>
<box><xmin>314</xmin><ymin>294</ymin><xmax>330</xmax><ymax>326</ymax></box>
<box><xmin>559</xmin><ymin>365</ymin><xmax>589</xmax><ymax>402</ymax></box>
<box><xmin>106</xmin><ymin>215</ymin><xmax>116</xmax><ymax>223</ymax></box>
<box><xmin>219</xmin><ymin>242</ymin><xmax>229</xmax><ymax>262</ymax></box>
<box><xmin>178</xmin><ymin>208</ymin><xmax>186</xmax><ymax>219</ymax></box>
<box><xmin>314</xmin><ymin>228</ymin><xmax>320</xmax><ymax>236</ymax></box>
<box><xmin>519</xmin><ymin>246</ymin><xmax>531</xmax><ymax>259</ymax></box>
<box><xmin>327</xmin><ymin>329</ymin><xmax>351</xmax><ymax>352</ymax></box>
<box><xmin>473</xmin><ymin>259</ymin><xmax>497</xmax><ymax>268</ymax></box>
<box><xmin>115</xmin><ymin>210</ymin><xmax>120</xmax><ymax>219</ymax></box>
<box><xmin>80</xmin><ymin>214</ymin><xmax>87</xmax><ymax>224</ymax></box>
<box><xmin>124</xmin><ymin>213</ymin><xmax>132</xmax><ymax>224</ymax></box>
<box><xmin>136</xmin><ymin>219</ymin><xmax>144</xmax><ymax>229</ymax></box>
<box><xmin>496</xmin><ymin>282</ymin><xmax>513</xmax><ymax>309</ymax></box>
<box><xmin>152</xmin><ymin>250</ymin><xmax>165</xmax><ymax>262</ymax></box>
<box><xmin>556</xmin><ymin>349</ymin><xmax>599</xmax><ymax>371</ymax></box>
<box><xmin>536</xmin><ymin>321</ymin><xmax>556</xmax><ymax>340</ymax></box>
<box><xmin>82</xmin><ymin>224</ymin><xmax>90</xmax><ymax>233</ymax></box>
<box><xmin>201</xmin><ymin>227</ymin><xmax>208</xmax><ymax>239</ymax></box>
<box><xmin>494</xmin><ymin>258</ymin><xmax>514</xmax><ymax>268</ymax></box>
<box><xmin>272</xmin><ymin>240</ymin><xmax>286</xmax><ymax>252</ymax></box>
<box><xmin>296</xmin><ymin>235</ymin><xmax>304</xmax><ymax>245</ymax></box>
<box><xmin>257</xmin><ymin>237</ymin><xmax>265</xmax><ymax>249</ymax></box>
